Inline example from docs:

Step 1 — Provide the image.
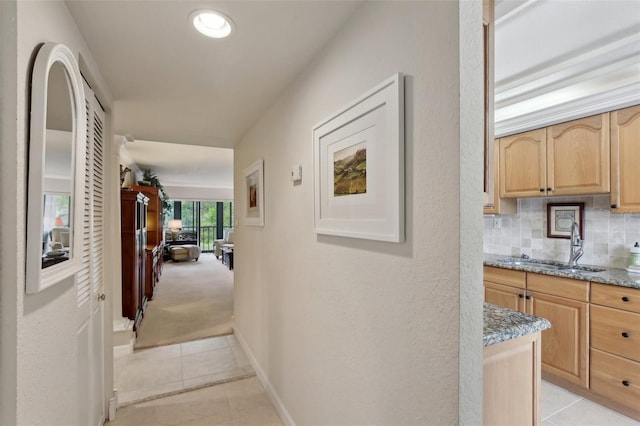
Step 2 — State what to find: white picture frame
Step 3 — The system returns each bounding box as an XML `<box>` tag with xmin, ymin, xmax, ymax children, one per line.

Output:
<box><xmin>243</xmin><ymin>159</ymin><xmax>264</xmax><ymax>226</ymax></box>
<box><xmin>312</xmin><ymin>73</ymin><xmax>404</xmax><ymax>242</ymax></box>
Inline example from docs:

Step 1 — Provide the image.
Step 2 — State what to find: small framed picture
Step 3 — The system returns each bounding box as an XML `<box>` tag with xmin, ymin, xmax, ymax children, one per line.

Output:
<box><xmin>243</xmin><ymin>159</ymin><xmax>264</xmax><ymax>226</ymax></box>
<box><xmin>547</xmin><ymin>202</ymin><xmax>584</xmax><ymax>239</ymax></box>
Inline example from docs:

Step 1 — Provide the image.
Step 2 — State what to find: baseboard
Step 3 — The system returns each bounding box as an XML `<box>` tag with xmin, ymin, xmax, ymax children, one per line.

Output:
<box><xmin>233</xmin><ymin>326</ymin><xmax>295</xmax><ymax>426</ymax></box>
<box><xmin>113</xmin><ymin>340</ymin><xmax>134</xmax><ymax>357</ymax></box>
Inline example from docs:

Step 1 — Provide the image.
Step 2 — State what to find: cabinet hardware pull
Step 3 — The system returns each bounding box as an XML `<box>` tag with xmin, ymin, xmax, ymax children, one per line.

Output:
<box><xmin>518</xmin><ymin>294</ymin><xmax>524</xmax><ymax>299</ymax></box>
<box><xmin>525</xmin><ymin>295</ymin><xmax>531</xmax><ymax>300</ymax></box>
<box><xmin>622</xmin><ymin>332</ymin><xmax>630</xmax><ymax>338</ymax></box>
<box><xmin>611</xmin><ymin>204</ymin><xmax>618</xmax><ymax>208</ymax></box>
<box><xmin>547</xmin><ymin>187</ymin><xmax>552</xmax><ymax>191</ymax></box>
<box><xmin>622</xmin><ymin>296</ymin><xmax>630</xmax><ymax>302</ymax></box>
<box><xmin>622</xmin><ymin>380</ymin><xmax>630</xmax><ymax>387</ymax></box>
<box><xmin>539</xmin><ymin>188</ymin><xmax>545</xmax><ymax>192</ymax></box>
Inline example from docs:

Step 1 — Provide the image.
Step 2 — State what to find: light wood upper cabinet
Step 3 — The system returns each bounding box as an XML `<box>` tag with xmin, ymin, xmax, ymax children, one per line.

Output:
<box><xmin>611</xmin><ymin>105</ymin><xmax>640</xmax><ymax>213</ymax></box>
<box><xmin>499</xmin><ymin>129</ymin><xmax>547</xmax><ymax>198</ymax></box>
<box><xmin>483</xmin><ymin>0</ymin><xmax>516</xmax><ymax>214</ymax></box>
<box><xmin>547</xmin><ymin>113</ymin><xmax>610</xmax><ymax>196</ymax></box>
<box><xmin>499</xmin><ymin>113</ymin><xmax>610</xmax><ymax>198</ymax></box>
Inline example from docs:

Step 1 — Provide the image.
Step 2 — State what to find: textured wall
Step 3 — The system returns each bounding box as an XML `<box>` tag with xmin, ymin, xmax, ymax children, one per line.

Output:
<box><xmin>484</xmin><ymin>195</ymin><xmax>640</xmax><ymax>268</ymax></box>
<box><xmin>1</xmin><ymin>2</ymin><xmax>113</xmax><ymax>424</ymax></box>
<box><xmin>234</xmin><ymin>2</ymin><xmax>481</xmax><ymax>424</ymax></box>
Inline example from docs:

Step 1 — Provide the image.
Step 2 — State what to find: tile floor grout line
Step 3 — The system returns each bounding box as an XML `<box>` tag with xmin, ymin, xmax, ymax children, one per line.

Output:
<box><xmin>118</xmin><ymin>372</ymin><xmax>257</xmax><ymax>408</ymax></box>
<box><xmin>542</xmin><ymin>395</ymin><xmax>584</xmax><ymax>422</ymax></box>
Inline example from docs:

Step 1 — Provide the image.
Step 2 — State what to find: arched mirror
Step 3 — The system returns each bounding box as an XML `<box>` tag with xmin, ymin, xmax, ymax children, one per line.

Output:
<box><xmin>26</xmin><ymin>43</ymin><xmax>86</xmax><ymax>293</ymax></box>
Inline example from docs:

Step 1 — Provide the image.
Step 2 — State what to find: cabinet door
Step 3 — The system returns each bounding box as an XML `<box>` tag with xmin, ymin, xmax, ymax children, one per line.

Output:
<box><xmin>529</xmin><ymin>291</ymin><xmax>589</xmax><ymax>387</ymax></box>
<box><xmin>611</xmin><ymin>105</ymin><xmax>640</xmax><ymax>213</ymax></box>
<box><xmin>499</xmin><ymin>129</ymin><xmax>547</xmax><ymax>198</ymax></box>
<box><xmin>547</xmin><ymin>113</ymin><xmax>610</xmax><ymax>195</ymax></box>
<box><xmin>484</xmin><ymin>281</ymin><xmax>526</xmax><ymax>313</ymax></box>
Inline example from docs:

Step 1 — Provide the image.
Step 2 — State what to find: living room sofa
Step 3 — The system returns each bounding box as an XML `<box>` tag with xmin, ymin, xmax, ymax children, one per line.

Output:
<box><xmin>214</xmin><ymin>229</ymin><xmax>234</xmax><ymax>258</ymax></box>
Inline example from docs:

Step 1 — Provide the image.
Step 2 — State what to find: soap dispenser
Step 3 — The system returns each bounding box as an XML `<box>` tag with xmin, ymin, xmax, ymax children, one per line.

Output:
<box><xmin>629</xmin><ymin>242</ymin><xmax>640</xmax><ymax>273</ymax></box>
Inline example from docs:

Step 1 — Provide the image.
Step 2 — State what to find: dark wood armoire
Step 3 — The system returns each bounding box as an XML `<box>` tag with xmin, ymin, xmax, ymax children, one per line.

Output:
<box><xmin>120</xmin><ymin>190</ymin><xmax>148</xmax><ymax>330</ymax></box>
<box><xmin>129</xmin><ymin>184</ymin><xmax>164</xmax><ymax>300</ymax></box>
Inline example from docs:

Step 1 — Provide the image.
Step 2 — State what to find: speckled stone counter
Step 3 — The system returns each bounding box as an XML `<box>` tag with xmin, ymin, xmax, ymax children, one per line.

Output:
<box><xmin>484</xmin><ymin>253</ymin><xmax>640</xmax><ymax>290</ymax></box>
<box><xmin>483</xmin><ymin>303</ymin><xmax>551</xmax><ymax>347</ymax></box>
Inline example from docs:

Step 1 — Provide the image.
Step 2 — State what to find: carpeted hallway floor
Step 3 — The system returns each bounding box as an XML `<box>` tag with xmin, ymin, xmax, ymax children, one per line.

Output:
<box><xmin>134</xmin><ymin>253</ymin><xmax>233</xmax><ymax>349</ymax></box>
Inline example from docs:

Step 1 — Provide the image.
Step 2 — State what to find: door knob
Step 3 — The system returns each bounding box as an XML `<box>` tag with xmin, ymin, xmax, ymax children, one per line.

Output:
<box><xmin>97</xmin><ymin>293</ymin><xmax>106</xmax><ymax>301</ymax></box>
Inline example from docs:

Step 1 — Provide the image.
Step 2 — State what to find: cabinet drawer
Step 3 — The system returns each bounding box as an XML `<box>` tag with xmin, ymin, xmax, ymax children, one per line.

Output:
<box><xmin>591</xmin><ymin>283</ymin><xmax>640</xmax><ymax>314</ymax></box>
<box><xmin>591</xmin><ymin>305</ymin><xmax>640</xmax><ymax>362</ymax></box>
<box><xmin>527</xmin><ymin>273</ymin><xmax>589</xmax><ymax>301</ymax></box>
<box><xmin>484</xmin><ymin>266</ymin><xmax>526</xmax><ymax>289</ymax></box>
<box><xmin>591</xmin><ymin>348</ymin><xmax>640</xmax><ymax>416</ymax></box>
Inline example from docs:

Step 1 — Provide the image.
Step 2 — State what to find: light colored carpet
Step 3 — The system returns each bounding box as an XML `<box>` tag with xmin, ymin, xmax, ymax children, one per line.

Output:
<box><xmin>134</xmin><ymin>253</ymin><xmax>233</xmax><ymax>349</ymax></box>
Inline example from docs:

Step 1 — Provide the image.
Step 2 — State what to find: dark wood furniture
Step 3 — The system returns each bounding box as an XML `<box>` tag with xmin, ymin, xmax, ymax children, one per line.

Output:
<box><xmin>121</xmin><ymin>190</ymin><xmax>148</xmax><ymax>330</ymax></box>
<box><xmin>222</xmin><ymin>247</ymin><xmax>234</xmax><ymax>270</ymax></box>
<box><xmin>130</xmin><ymin>184</ymin><xmax>164</xmax><ymax>300</ymax></box>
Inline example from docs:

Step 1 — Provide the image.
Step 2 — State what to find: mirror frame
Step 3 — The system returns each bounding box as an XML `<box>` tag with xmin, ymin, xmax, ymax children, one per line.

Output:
<box><xmin>26</xmin><ymin>43</ymin><xmax>86</xmax><ymax>294</ymax></box>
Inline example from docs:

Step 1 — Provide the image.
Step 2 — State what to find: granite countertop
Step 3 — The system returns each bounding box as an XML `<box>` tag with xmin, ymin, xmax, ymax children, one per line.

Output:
<box><xmin>484</xmin><ymin>253</ymin><xmax>640</xmax><ymax>290</ymax></box>
<box><xmin>483</xmin><ymin>303</ymin><xmax>551</xmax><ymax>347</ymax></box>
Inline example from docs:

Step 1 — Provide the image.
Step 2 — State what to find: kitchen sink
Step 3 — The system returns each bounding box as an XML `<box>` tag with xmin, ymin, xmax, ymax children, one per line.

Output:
<box><xmin>496</xmin><ymin>258</ymin><xmax>605</xmax><ymax>273</ymax></box>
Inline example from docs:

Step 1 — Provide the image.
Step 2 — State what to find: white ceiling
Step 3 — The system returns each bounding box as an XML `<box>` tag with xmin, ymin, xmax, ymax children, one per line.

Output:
<box><xmin>67</xmin><ymin>0</ymin><xmax>640</xmax><ymax>193</ymax></box>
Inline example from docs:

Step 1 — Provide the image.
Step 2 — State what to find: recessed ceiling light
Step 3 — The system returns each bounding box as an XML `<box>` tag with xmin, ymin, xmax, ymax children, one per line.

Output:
<box><xmin>190</xmin><ymin>9</ymin><xmax>235</xmax><ymax>39</ymax></box>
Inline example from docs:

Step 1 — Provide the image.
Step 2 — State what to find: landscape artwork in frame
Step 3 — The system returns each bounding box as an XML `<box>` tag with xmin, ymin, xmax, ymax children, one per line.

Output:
<box><xmin>313</xmin><ymin>73</ymin><xmax>404</xmax><ymax>242</ymax></box>
<box><xmin>547</xmin><ymin>202</ymin><xmax>584</xmax><ymax>239</ymax></box>
<box><xmin>334</xmin><ymin>142</ymin><xmax>366</xmax><ymax>197</ymax></box>
<box><xmin>244</xmin><ymin>159</ymin><xmax>264</xmax><ymax>226</ymax></box>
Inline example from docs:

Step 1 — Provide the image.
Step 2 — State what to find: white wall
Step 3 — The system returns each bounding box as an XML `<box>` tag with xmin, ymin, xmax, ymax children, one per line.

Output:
<box><xmin>233</xmin><ymin>2</ymin><xmax>482</xmax><ymax>424</ymax></box>
<box><xmin>0</xmin><ymin>2</ymin><xmax>113</xmax><ymax>424</ymax></box>
<box><xmin>484</xmin><ymin>195</ymin><xmax>640</xmax><ymax>268</ymax></box>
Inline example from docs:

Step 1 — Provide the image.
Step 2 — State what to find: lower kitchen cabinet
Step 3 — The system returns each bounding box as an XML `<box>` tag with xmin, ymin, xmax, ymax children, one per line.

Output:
<box><xmin>484</xmin><ymin>332</ymin><xmax>542</xmax><ymax>426</ymax></box>
<box><xmin>529</xmin><ymin>290</ymin><xmax>589</xmax><ymax>387</ymax></box>
<box><xmin>589</xmin><ymin>283</ymin><xmax>640</xmax><ymax>419</ymax></box>
<box><xmin>484</xmin><ymin>281</ymin><xmax>527</xmax><ymax>313</ymax></box>
<box><xmin>484</xmin><ymin>265</ymin><xmax>640</xmax><ymax>420</ymax></box>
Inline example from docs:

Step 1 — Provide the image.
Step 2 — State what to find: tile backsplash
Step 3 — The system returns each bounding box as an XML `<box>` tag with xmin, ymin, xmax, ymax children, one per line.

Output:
<box><xmin>484</xmin><ymin>195</ymin><xmax>640</xmax><ymax>269</ymax></box>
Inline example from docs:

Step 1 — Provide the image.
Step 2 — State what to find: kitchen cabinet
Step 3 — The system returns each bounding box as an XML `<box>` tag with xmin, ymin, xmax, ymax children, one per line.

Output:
<box><xmin>484</xmin><ymin>266</ymin><xmax>529</xmax><ymax>312</ymax></box>
<box><xmin>482</xmin><ymin>0</ymin><xmax>516</xmax><ymax>214</ymax></box>
<box><xmin>499</xmin><ymin>129</ymin><xmax>547</xmax><ymax>198</ymax></box>
<box><xmin>484</xmin><ymin>268</ymin><xmax>589</xmax><ymax>388</ymax></box>
<box><xmin>610</xmin><ymin>105</ymin><xmax>640</xmax><ymax>213</ymax></box>
<box><xmin>484</xmin><ymin>264</ymin><xmax>640</xmax><ymax>420</ymax></box>
<box><xmin>484</xmin><ymin>332</ymin><xmax>542</xmax><ymax>426</ymax></box>
<box><xmin>547</xmin><ymin>113</ymin><xmax>609</xmax><ymax>196</ymax></box>
<box><xmin>499</xmin><ymin>113</ymin><xmax>610</xmax><ymax>198</ymax></box>
<box><xmin>528</xmin><ymin>273</ymin><xmax>589</xmax><ymax>388</ymax></box>
<box><xmin>590</xmin><ymin>283</ymin><xmax>640</xmax><ymax>419</ymax></box>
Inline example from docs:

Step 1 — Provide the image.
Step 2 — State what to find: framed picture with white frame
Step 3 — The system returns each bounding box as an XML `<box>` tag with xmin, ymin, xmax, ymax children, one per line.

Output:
<box><xmin>312</xmin><ymin>73</ymin><xmax>404</xmax><ymax>242</ymax></box>
<box><xmin>243</xmin><ymin>159</ymin><xmax>264</xmax><ymax>226</ymax></box>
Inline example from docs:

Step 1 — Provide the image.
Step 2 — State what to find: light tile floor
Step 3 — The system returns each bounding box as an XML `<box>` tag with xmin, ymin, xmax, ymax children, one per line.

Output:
<box><xmin>115</xmin><ymin>334</ymin><xmax>255</xmax><ymax>407</ymax></box>
<box><xmin>107</xmin><ymin>376</ymin><xmax>283</xmax><ymax>426</ymax></box>
<box><xmin>542</xmin><ymin>380</ymin><xmax>640</xmax><ymax>425</ymax></box>
<box><xmin>114</xmin><ymin>337</ymin><xmax>639</xmax><ymax>425</ymax></box>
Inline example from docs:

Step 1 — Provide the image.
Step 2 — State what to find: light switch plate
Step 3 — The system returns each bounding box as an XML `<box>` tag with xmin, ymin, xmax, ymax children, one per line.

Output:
<box><xmin>290</xmin><ymin>165</ymin><xmax>302</xmax><ymax>182</ymax></box>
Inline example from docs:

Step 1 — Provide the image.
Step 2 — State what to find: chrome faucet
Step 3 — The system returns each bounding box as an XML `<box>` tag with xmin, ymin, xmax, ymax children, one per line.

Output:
<box><xmin>568</xmin><ymin>222</ymin><xmax>584</xmax><ymax>267</ymax></box>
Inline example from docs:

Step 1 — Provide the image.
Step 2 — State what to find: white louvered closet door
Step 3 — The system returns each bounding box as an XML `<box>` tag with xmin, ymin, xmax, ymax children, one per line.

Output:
<box><xmin>77</xmin><ymin>79</ymin><xmax>106</xmax><ymax>426</ymax></box>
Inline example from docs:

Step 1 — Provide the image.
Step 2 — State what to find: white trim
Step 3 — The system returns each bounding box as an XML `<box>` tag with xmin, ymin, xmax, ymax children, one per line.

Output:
<box><xmin>496</xmin><ymin>82</ymin><xmax>640</xmax><ymax>138</ymax></box>
<box><xmin>233</xmin><ymin>327</ymin><xmax>295</xmax><ymax>426</ymax></box>
<box><xmin>26</xmin><ymin>42</ymin><xmax>87</xmax><ymax>293</ymax></box>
